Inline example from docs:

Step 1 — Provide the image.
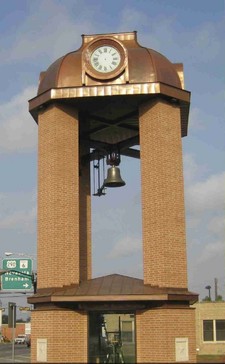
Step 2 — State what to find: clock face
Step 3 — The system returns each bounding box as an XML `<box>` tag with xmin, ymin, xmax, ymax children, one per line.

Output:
<box><xmin>90</xmin><ymin>46</ymin><xmax>121</xmax><ymax>73</ymax></box>
<box><xmin>84</xmin><ymin>38</ymin><xmax>127</xmax><ymax>80</ymax></box>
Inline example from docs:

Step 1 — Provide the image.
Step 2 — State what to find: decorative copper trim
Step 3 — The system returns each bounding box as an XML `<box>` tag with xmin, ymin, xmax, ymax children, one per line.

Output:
<box><xmin>29</xmin><ymin>82</ymin><xmax>190</xmax><ymax>111</ymax></box>
<box><xmin>29</xmin><ymin>82</ymin><xmax>190</xmax><ymax>137</ymax></box>
<box><xmin>82</xmin><ymin>31</ymin><xmax>137</xmax><ymax>45</ymax></box>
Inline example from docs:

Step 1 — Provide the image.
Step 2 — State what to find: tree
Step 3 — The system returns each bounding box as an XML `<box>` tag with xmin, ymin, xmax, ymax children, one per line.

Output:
<box><xmin>215</xmin><ymin>295</ymin><xmax>223</xmax><ymax>302</ymax></box>
<box><xmin>202</xmin><ymin>296</ymin><xmax>212</xmax><ymax>302</ymax></box>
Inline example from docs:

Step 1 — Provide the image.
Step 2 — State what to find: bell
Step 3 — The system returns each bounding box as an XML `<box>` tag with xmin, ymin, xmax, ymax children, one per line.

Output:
<box><xmin>104</xmin><ymin>165</ymin><xmax>126</xmax><ymax>187</ymax></box>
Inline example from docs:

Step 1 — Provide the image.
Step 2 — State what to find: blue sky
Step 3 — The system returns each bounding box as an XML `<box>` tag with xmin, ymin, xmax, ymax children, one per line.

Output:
<box><xmin>0</xmin><ymin>0</ymin><xmax>224</xmax><ymax>312</ymax></box>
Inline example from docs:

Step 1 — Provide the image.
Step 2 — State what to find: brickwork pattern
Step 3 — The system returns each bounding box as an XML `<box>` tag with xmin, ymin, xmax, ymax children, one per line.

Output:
<box><xmin>1</xmin><ymin>323</ymin><xmax>25</xmax><ymax>341</ymax></box>
<box><xmin>194</xmin><ymin>302</ymin><xmax>225</xmax><ymax>355</ymax></box>
<box><xmin>79</xmin><ymin>143</ymin><xmax>92</xmax><ymax>281</ymax></box>
<box><xmin>136</xmin><ymin>307</ymin><xmax>196</xmax><ymax>363</ymax></box>
<box><xmin>30</xmin><ymin>309</ymin><xmax>87</xmax><ymax>363</ymax></box>
<box><xmin>139</xmin><ymin>99</ymin><xmax>188</xmax><ymax>288</ymax></box>
<box><xmin>37</xmin><ymin>104</ymin><xmax>80</xmax><ymax>287</ymax></box>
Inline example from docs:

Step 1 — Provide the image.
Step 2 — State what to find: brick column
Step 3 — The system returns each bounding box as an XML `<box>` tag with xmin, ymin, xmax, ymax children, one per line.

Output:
<box><xmin>31</xmin><ymin>309</ymin><xmax>88</xmax><ymax>363</ymax></box>
<box><xmin>139</xmin><ymin>98</ymin><xmax>188</xmax><ymax>288</ymax></box>
<box><xmin>136</xmin><ymin>307</ymin><xmax>196</xmax><ymax>363</ymax></box>
<box><xmin>79</xmin><ymin>142</ymin><xmax>92</xmax><ymax>281</ymax></box>
<box><xmin>37</xmin><ymin>103</ymin><xmax>80</xmax><ymax>288</ymax></box>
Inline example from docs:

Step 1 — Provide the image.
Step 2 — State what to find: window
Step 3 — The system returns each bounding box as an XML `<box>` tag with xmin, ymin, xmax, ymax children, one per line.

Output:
<box><xmin>121</xmin><ymin>321</ymin><xmax>133</xmax><ymax>342</ymax></box>
<box><xmin>203</xmin><ymin>320</ymin><xmax>225</xmax><ymax>342</ymax></box>
<box><xmin>216</xmin><ymin>320</ymin><xmax>225</xmax><ymax>341</ymax></box>
<box><xmin>203</xmin><ymin>320</ymin><xmax>213</xmax><ymax>341</ymax></box>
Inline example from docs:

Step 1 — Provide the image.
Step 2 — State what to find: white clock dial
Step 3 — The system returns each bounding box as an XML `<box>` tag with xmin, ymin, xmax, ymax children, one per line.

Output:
<box><xmin>90</xmin><ymin>46</ymin><xmax>121</xmax><ymax>73</ymax></box>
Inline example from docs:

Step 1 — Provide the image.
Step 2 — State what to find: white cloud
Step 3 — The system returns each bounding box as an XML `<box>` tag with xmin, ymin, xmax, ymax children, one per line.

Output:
<box><xmin>208</xmin><ymin>215</ymin><xmax>225</xmax><ymax>237</ymax></box>
<box><xmin>191</xmin><ymin>22</ymin><xmax>221</xmax><ymax>62</ymax></box>
<box><xmin>198</xmin><ymin>240</ymin><xmax>224</xmax><ymax>265</ymax></box>
<box><xmin>0</xmin><ymin>191</ymin><xmax>37</xmax><ymax>236</ymax></box>
<box><xmin>183</xmin><ymin>154</ymin><xmax>199</xmax><ymax>184</ymax></box>
<box><xmin>185</xmin><ymin>172</ymin><xmax>225</xmax><ymax>214</ymax></box>
<box><xmin>107</xmin><ymin>236</ymin><xmax>141</xmax><ymax>259</ymax></box>
<box><xmin>189</xmin><ymin>107</ymin><xmax>206</xmax><ymax>131</ymax></box>
<box><xmin>119</xmin><ymin>7</ymin><xmax>149</xmax><ymax>31</ymax></box>
<box><xmin>1</xmin><ymin>1</ymin><xmax>94</xmax><ymax>64</ymax></box>
<box><xmin>0</xmin><ymin>207</ymin><xmax>36</xmax><ymax>233</ymax></box>
<box><xmin>0</xmin><ymin>86</ymin><xmax>37</xmax><ymax>153</ymax></box>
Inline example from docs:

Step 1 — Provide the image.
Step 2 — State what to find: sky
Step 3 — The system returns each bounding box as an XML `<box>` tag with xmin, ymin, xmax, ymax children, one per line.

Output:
<box><xmin>0</xmin><ymin>0</ymin><xmax>224</xmax><ymax>314</ymax></box>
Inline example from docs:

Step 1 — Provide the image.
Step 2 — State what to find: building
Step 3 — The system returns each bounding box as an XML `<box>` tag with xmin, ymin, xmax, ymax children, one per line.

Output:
<box><xmin>194</xmin><ymin>301</ymin><xmax>225</xmax><ymax>356</ymax></box>
<box><xmin>28</xmin><ymin>31</ymin><xmax>197</xmax><ymax>363</ymax></box>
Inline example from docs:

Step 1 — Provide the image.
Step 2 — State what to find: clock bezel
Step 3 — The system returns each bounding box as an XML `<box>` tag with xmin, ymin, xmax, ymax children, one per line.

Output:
<box><xmin>83</xmin><ymin>38</ymin><xmax>127</xmax><ymax>80</ymax></box>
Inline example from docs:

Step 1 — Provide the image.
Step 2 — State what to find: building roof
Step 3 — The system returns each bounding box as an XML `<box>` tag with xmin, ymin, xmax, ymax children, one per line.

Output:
<box><xmin>28</xmin><ymin>31</ymin><xmax>191</xmax><ymax>158</ymax></box>
<box><xmin>28</xmin><ymin>274</ymin><xmax>198</xmax><ymax>305</ymax></box>
<box><xmin>37</xmin><ymin>32</ymin><xmax>183</xmax><ymax>95</ymax></box>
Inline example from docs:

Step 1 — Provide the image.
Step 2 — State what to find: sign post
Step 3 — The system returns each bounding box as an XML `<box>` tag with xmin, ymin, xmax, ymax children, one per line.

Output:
<box><xmin>1</xmin><ymin>259</ymin><xmax>33</xmax><ymax>291</ymax></box>
<box><xmin>8</xmin><ymin>302</ymin><xmax>16</xmax><ymax>362</ymax></box>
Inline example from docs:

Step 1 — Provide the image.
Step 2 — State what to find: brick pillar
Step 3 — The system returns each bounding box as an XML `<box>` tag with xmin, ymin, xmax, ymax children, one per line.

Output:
<box><xmin>139</xmin><ymin>98</ymin><xmax>188</xmax><ymax>288</ymax></box>
<box><xmin>30</xmin><ymin>309</ymin><xmax>88</xmax><ymax>363</ymax></box>
<box><xmin>79</xmin><ymin>140</ymin><xmax>92</xmax><ymax>281</ymax></box>
<box><xmin>37</xmin><ymin>103</ymin><xmax>80</xmax><ymax>288</ymax></box>
<box><xmin>136</xmin><ymin>307</ymin><xmax>196</xmax><ymax>363</ymax></box>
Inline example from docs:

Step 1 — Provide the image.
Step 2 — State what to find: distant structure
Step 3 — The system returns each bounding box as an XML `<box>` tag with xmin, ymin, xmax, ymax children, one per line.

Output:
<box><xmin>194</xmin><ymin>301</ymin><xmax>225</xmax><ymax>356</ymax></box>
<box><xmin>28</xmin><ymin>31</ymin><xmax>198</xmax><ymax>363</ymax></box>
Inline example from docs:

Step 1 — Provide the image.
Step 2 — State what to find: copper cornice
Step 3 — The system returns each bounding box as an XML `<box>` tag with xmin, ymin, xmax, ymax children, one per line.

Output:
<box><xmin>82</xmin><ymin>31</ymin><xmax>138</xmax><ymax>44</ymax></box>
<box><xmin>29</xmin><ymin>82</ymin><xmax>187</xmax><ymax>111</ymax></box>
<box><xmin>29</xmin><ymin>82</ymin><xmax>190</xmax><ymax>137</ymax></box>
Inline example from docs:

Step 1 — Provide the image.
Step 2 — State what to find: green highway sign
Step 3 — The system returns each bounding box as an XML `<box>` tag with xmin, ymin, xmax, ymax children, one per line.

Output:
<box><xmin>1</xmin><ymin>258</ymin><xmax>33</xmax><ymax>291</ymax></box>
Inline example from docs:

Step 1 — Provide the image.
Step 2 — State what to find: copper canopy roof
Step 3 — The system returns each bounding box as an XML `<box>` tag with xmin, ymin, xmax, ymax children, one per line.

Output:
<box><xmin>29</xmin><ymin>31</ymin><xmax>190</xmax><ymax>161</ymax></box>
<box><xmin>28</xmin><ymin>274</ymin><xmax>198</xmax><ymax>305</ymax></box>
<box><xmin>37</xmin><ymin>32</ymin><xmax>182</xmax><ymax>95</ymax></box>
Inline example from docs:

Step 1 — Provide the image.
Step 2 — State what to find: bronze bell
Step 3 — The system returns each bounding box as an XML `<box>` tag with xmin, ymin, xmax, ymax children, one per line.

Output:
<box><xmin>104</xmin><ymin>165</ymin><xmax>126</xmax><ymax>187</ymax></box>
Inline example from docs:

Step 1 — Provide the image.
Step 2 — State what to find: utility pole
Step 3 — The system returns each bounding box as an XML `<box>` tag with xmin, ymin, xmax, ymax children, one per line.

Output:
<box><xmin>214</xmin><ymin>278</ymin><xmax>218</xmax><ymax>301</ymax></box>
<box><xmin>8</xmin><ymin>302</ymin><xmax>16</xmax><ymax>362</ymax></box>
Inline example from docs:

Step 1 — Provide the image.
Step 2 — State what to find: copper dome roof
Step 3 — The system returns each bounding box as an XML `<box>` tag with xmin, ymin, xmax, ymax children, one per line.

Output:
<box><xmin>38</xmin><ymin>32</ymin><xmax>183</xmax><ymax>95</ymax></box>
<box><xmin>29</xmin><ymin>32</ymin><xmax>190</xmax><ymax>138</ymax></box>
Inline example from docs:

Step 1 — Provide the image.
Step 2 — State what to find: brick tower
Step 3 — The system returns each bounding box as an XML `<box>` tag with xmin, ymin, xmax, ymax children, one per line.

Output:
<box><xmin>28</xmin><ymin>32</ymin><xmax>198</xmax><ymax>363</ymax></box>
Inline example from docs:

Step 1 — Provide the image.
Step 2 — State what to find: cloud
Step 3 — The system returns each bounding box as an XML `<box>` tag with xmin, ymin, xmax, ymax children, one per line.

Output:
<box><xmin>183</xmin><ymin>154</ymin><xmax>199</xmax><ymax>184</ymax></box>
<box><xmin>208</xmin><ymin>215</ymin><xmax>225</xmax><ymax>238</ymax></box>
<box><xmin>119</xmin><ymin>7</ymin><xmax>149</xmax><ymax>31</ymax></box>
<box><xmin>0</xmin><ymin>1</ymin><xmax>94</xmax><ymax>64</ymax></box>
<box><xmin>185</xmin><ymin>171</ymin><xmax>225</xmax><ymax>214</ymax></box>
<box><xmin>0</xmin><ymin>207</ymin><xmax>36</xmax><ymax>233</ymax></box>
<box><xmin>0</xmin><ymin>191</ymin><xmax>37</xmax><ymax>235</ymax></box>
<box><xmin>107</xmin><ymin>236</ymin><xmax>141</xmax><ymax>259</ymax></box>
<box><xmin>191</xmin><ymin>22</ymin><xmax>221</xmax><ymax>62</ymax></box>
<box><xmin>183</xmin><ymin>154</ymin><xmax>224</xmax><ymax>297</ymax></box>
<box><xmin>189</xmin><ymin>107</ymin><xmax>206</xmax><ymax>131</ymax></box>
<box><xmin>198</xmin><ymin>240</ymin><xmax>224</xmax><ymax>265</ymax></box>
<box><xmin>0</xmin><ymin>86</ymin><xmax>37</xmax><ymax>153</ymax></box>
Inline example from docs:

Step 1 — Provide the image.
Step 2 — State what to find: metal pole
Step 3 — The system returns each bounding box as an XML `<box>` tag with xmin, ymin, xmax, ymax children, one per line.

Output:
<box><xmin>12</xmin><ymin>305</ymin><xmax>15</xmax><ymax>363</ymax></box>
<box><xmin>215</xmin><ymin>278</ymin><xmax>218</xmax><ymax>300</ymax></box>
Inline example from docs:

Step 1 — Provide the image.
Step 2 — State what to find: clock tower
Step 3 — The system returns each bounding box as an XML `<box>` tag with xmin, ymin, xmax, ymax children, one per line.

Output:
<box><xmin>28</xmin><ymin>31</ymin><xmax>198</xmax><ymax>363</ymax></box>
